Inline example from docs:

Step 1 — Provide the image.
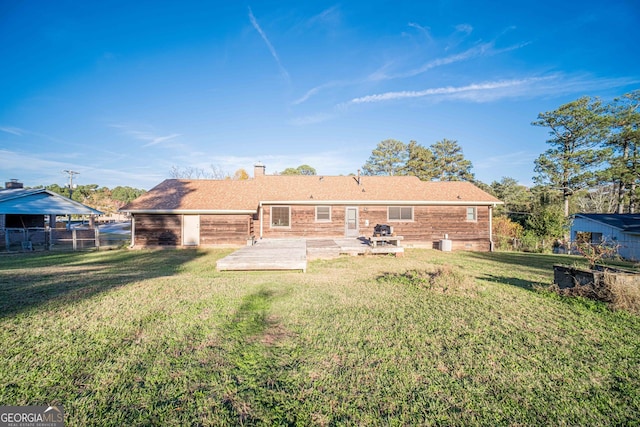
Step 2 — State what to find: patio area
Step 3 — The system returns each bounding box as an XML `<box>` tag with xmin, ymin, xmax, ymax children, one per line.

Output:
<box><xmin>216</xmin><ymin>237</ymin><xmax>404</xmax><ymax>272</ymax></box>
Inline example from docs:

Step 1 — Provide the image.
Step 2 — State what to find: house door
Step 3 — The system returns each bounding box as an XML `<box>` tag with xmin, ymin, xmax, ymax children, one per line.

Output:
<box><xmin>183</xmin><ymin>215</ymin><xmax>200</xmax><ymax>246</ymax></box>
<box><xmin>345</xmin><ymin>207</ymin><xmax>359</xmax><ymax>237</ymax></box>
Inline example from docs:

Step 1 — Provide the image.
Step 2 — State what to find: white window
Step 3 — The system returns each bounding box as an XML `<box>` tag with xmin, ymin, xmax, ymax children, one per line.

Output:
<box><xmin>466</xmin><ymin>207</ymin><xmax>477</xmax><ymax>221</ymax></box>
<box><xmin>271</xmin><ymin>206</ymin><xmax>290</xmax><ymax>227</ymax></box>
<box><xmin>388</xmin><ymin>206</ymin><xmax>413</xmax><ymax>221</ymax></box>
<box><xmin>316</xmin><ymin>206</ymin><xmax>331</xmax><ymax>222</ymax></box>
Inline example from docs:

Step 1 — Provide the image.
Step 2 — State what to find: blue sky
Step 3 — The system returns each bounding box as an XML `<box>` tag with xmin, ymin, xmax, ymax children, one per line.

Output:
<box><xmin>1</xmin><ymin>1</ymin><xmax>639</xmax><ymax>190</ymax></box>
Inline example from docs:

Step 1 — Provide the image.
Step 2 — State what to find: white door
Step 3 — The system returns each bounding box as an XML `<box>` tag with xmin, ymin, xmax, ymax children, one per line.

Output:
<box><xmin>345</xmin><ymin>207</ymin><xmax>359</xmax><ymax>237</ymax></box>
<box><xmin>183</xmin><ymin>215</ymin><xmax>200</xmax><ymax>246</ymax></box>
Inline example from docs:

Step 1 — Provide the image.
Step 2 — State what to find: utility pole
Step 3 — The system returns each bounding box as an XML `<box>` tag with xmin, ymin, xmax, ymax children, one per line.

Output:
<box><xmin>63</xmin><ymin>169</ymin><xmax>79</xmax><ymax>198</ymax></box>
<box><xmin>63</xmin><ymin>170</ymin><xmax>79</xmax><ymax>230</ymax></box>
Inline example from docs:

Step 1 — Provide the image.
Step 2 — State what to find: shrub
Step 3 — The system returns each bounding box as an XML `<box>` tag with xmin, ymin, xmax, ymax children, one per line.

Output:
<box><xmin>492</xmin><ymin>216</ymin><xmax>524</xmax><ymax>251</ymax></box>
<box><xmin>377</xmin><ymin>265</ymin><xmax>478</xmax><ymax>295</ymax></box>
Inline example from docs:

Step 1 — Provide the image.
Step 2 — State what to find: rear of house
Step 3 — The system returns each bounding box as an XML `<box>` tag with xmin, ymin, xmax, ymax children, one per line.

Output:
<box><xmin>121</xmin><ymin>165</ymin><xmax>502</xmax><ymax>251</ymax></box>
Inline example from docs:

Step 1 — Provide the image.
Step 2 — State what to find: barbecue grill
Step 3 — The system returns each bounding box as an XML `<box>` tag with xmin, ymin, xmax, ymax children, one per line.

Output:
<box><xmin>373</xmin><ymin>224</ymin><xmax>392</xmax><ymax>237</ymax></box>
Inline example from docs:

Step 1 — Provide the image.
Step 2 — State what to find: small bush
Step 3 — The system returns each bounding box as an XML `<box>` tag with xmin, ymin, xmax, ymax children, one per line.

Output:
<box><xmin>377</xmin><ymin>265</ymin><xmax>477</xmax><ymax>295</ymax></box>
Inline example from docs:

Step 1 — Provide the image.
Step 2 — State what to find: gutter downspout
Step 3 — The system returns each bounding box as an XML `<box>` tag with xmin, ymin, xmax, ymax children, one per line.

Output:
<box><xmin>130</xmin><ymin>215</ymin><xmax>136</xmax><ymax>248</ymax></box>
<box><xmin>259</xmin><ymin>203</ymin><xmax>263</xmax><ymax>239</ymax></box>
<box><xmin>489</xmin><ymin>204</ymin><xmax>494</xmax><ymax>252</ymax></box>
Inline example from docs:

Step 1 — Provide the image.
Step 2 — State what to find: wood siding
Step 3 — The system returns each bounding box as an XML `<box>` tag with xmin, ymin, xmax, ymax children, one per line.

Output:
<box><xmin>133</xmin><ymin>214</ymin><xmax>182</xmax><ymax>246</ymax></box>
<box><xmin>263</xmin><ymin>206</ymin><xmax>346</xmax><ymax>238</ymax></box>
<box><xmin>199</xmin><ymin>214</ymin><xmax>252</xmax><ymax>246</ymax></box>
<box><xmin>261</xmin><ymin>204</ymin><xmax>491</xmax><ymax>251</ymax></box>
<box><xmin>133</xmin><ymin>213</ymin><xmax>252</xmax><ymax>247</ymax></box>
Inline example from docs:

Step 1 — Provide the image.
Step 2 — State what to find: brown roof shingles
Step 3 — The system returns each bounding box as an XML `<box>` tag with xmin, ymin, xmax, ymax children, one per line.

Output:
<box><xmin>121</xmin><ymin>175</ymin><xmax>501</xmax><ymax>212</ymax></box>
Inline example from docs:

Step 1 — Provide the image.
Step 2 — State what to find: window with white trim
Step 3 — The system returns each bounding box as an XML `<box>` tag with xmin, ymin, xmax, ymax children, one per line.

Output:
<box><xmin>315</xmin><ymin>206</ymin><xmax>331</xmax><ymax>222</ymax></box>
<box><xmin>271</xmin><ymin>206</ymin><xmax>290</xmax><ymax>227</ymax></box>
<box><xmin>388</xmin><ymin>206</ymin><xmax>413</xmax><ymax>221</ymax></box>
<box><xmin>466</xmin><ymin>207</ymin><xmax>477</xmax><ymax>221</ymax></box>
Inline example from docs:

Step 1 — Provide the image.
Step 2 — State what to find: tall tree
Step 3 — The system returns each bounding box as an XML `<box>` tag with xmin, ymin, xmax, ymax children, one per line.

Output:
<box><xmin>490</xmin><ymin>177</ymin><xmax>533</xmax><ymax>219</ymax></box>
<box><xmin>362</xmin><ymin>139</ymin><xmax>408</xmax><ymax>176</ymax></box>
<box><xmin>403</xmin><ymin>141</ymin><xmax>436</xmax><ymax>180</ymax></box>
<box><xmin>280</xmin><ymin>165</ymin><xmax>317</xmax><ymax>176</ymax></box>
<box><xmin>532</xmin><ymin>96</ymin><xmax>609</xmax><ymax>217</ymax></box>
<box><xmin>605</xmin><ymin>90</ymin><xmax>640</xmax><ymax>213</ymax></box>
<box><xmin>233</xmin><ymin>168</ymin><xmax>250</xmax><ymax>180</ymax></box>
<box><xmin>430</xmin><ymin>139</ymin><xmax>475</xmax><ymax>181</ymax></box>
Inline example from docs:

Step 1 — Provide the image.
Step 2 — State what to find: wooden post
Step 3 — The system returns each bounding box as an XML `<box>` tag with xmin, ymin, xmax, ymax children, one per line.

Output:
<box><xmin>95</xmin><ymin>227</ymin><xmax>100</xmax><ymax>250</ymax></box>
<box><xmin>72</xmin><ymin>228</ymin><xmax>77</xmax><ymax>251</ymax></box>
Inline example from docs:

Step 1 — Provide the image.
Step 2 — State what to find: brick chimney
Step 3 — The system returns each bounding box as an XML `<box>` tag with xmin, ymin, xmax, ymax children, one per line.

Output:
<box><xmin>5</xmin><ymin>179</ymin><xmax>23</xmax><ymax>189</ymax></box>
<box><xmin>254</xmin><ymin>162</ymin><xmax>265</xmax><ymax>178</ymax></box>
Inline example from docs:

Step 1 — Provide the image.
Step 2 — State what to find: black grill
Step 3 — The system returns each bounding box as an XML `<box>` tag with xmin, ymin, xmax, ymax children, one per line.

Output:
<box><xmin>373</xmin><ymin>224</ymin><xmax>391</xmax><ymax>236</ymax></box>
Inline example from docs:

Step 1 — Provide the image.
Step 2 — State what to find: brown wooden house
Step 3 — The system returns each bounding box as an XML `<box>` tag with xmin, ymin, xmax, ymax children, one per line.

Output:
<box><xmin>121</xmin><ymin>164</ymin><xmax>502</xmax><ymax>251</ymax></box>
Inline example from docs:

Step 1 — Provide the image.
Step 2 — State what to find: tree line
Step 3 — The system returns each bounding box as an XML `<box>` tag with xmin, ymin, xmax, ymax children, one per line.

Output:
<box><xmin>45</xmin><ymin>184</ymin><xmax>146</xmax><ymax>216</ymax></box>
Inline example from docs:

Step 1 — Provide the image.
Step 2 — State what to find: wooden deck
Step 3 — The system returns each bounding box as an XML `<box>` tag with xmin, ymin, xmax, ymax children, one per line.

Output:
<box><xmin>216</xmin><ymin>238</ymin><xmax>404</xmax><ymax>272</ymax></box>
<box><xmin>216</xmin><ymin>239</ymin><xmax>308</xmax><ymax>272</ymax></box>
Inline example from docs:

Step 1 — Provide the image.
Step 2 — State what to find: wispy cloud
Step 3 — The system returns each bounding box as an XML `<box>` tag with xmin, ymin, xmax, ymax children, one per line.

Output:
<box><xmin>294</xmin><ymin>25</ymin><xmax>530</xmax><ymax>105</ymax></box>
<box><xmin>0</xmin><ymin>149</ymin><xmax>164</xmax><ymax>188</ymax></box>
<box><xmin>248</xmin><ymin>7</ymin><xmax>290</xmax><ymax>81</ymax></box>
<box><xmin>288</xmin><ymin>113</ymin><xmax>334</xmax><ymax>126</ymax></box>
<box><xmin>306</xmin><ymin>5</ymin><xmax>340</xmax><ymax>27</ymax></box>
<box><xmin>348</xmin><ymin>74</ymin><xmax>639</xmax><ymax>105</ymax></box>
<box><xmin>369</xmin><ymin>39</ymin><xmax>529</xmax><ymax>82</ymax></box>
<box><xmin>0</xmin><ymin>126</ymin><xmax>25</xmax><ymax>136</ymax></box>
<box><xmin>408</xmin><ymin>22</ymin><xmax>431</xmax><ymax>37</ymax></box>
<box><xmin>349</xmin><ymin>77</ymin><xmax>553</xmax><ymax>104</ymax></box>
<box><xmin>141</xmin><ymin>132</ymin><xmax>181</xmax><ymax>147</ymax></box>
<box><xmin>455</xmin><ymin>24</ymin><xmax>473</xmax><ymax>35</ymax></box>
<box><xmin>110</xmin><ymin>124</ymin><xmax>181</xmax><ymax>147</ymax></box>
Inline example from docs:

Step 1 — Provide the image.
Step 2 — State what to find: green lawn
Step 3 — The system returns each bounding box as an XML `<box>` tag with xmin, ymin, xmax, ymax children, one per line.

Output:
<box><xmin>0</xmin><ymin>249</ymin><xmax>639</xmax><ymax>426</ymax></box>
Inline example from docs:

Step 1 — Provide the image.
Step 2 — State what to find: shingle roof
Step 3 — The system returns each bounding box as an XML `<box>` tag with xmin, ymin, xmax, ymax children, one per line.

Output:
<box><xmin>573</xmin><ymin>213</ymin><xmax>640</xmax><ymax>235</ymax></box>
<box><xmin>0</xmin><ymin>188</ymin><xmax>103</xmax><ymax>215</ymax></box>
<box><xmin>121</xmin><ymin>175</ymin><xmax>501</xmax><ymax>213</ymax></box>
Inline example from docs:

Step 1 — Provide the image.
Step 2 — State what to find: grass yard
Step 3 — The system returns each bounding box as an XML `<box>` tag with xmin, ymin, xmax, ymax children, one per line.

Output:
<box><xmin>0</xmin><ymin>248</ymin><xmax>639</xmax><ymax>426</ymax></box>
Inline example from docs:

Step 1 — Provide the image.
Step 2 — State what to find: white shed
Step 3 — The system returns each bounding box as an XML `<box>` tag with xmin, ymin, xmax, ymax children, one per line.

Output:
<box><xmin>570</xmin><ymin>214</ymin><xmax>640</xmax><ymax>261</ymax></box>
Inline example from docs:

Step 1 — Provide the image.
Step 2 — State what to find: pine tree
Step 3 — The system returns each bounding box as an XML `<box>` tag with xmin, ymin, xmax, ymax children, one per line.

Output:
<box><xmin>362</xmin><ymin>139</ymin><xmax>407</xmax><ymax>176</ymax></box>
<box><xmin>430</xmin><ymin>139</ymin><xmax>475</xmax><ymax>182</ymax></box>
<box><xmin>532</xmin><ymin>96</ymin><xmax>609</xmax><ymax>216</ymax></box>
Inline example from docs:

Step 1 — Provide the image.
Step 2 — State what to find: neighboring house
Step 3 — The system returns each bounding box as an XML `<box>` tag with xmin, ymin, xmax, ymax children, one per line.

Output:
<box><xmin>121</xmin><ymin>164</ymin><xmax>502</xmax><ymax>251</ymax></box>
<box><xmin>571</xmin><ymin>213</ymin><xmax>640</xmax><ymax>261</ymax></box>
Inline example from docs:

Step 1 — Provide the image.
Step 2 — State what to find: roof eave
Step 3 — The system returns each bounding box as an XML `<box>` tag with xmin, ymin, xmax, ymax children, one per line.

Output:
<box><xmin>259</xmin><ymin>200</ymin><xmax>503</xmax><ymax>206</ymax></box>
<box><xmin>121</xmin><ymin>209</ymin><xmax>256</xmax><ymax>214</ymax></box>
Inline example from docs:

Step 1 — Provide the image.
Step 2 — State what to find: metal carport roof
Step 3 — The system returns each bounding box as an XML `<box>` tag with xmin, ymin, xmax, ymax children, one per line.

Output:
<box><xmin>0</xmin><ymin>188</ymin><xmax>103</xmax><ymax>215</ymax></box>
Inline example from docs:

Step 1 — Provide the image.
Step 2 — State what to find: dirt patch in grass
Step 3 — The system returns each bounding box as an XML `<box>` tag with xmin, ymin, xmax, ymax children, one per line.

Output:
<box><xmin>376</xmin><ymin>264</ymin><xmax>479</xmax><ymax>295</ymax></box>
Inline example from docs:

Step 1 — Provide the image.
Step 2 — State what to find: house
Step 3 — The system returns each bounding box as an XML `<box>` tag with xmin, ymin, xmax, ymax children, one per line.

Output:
<box><xmin>121</xmin><ymin>164</ymin><xmax>502</xmax><ymax>251</ymax></box>
<box><xmin>0</xmin><ymin>180</ymin><xmax>103</xmax><ymax>251</ymax></box>
<box><xmin>571</xmin><ymin>213</ymin><xmax>640</xmax><ymax>261</ymax></box>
